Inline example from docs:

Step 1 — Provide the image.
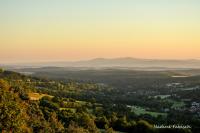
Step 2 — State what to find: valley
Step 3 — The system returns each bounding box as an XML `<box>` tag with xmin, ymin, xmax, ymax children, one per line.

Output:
<box><xmin>1</xmin><ymin>67</ymin><xmax>199</xmax><ymax>132</ymax></box>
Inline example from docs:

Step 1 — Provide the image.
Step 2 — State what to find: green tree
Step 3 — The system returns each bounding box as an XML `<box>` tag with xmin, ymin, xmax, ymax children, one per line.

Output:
<box><xmin>0</xmin><ymin>79</ymin><xmax>10</xmax><ymax>90</ymax></box>
<box><xmin>48</xmin><ymin>112</ymin><xmax>65</xmax><ymax>133</ymax></box>
<box><xmin>77</xmin><ymin>113</ymin><xmax>100</xmax><ymax>133</ymax></box>
<box><xmin>66</xmin><ymin>121</ymin><xmax>89</xmax><ymax>133</ymax></box>
<box><xmin>96</xmin><ymin>116</ymin><xmax>109</xmax><ymax>129</ymax></box>
<box><xmin>0</xmin><ymin>80</ymin><xmax>25</xmax><ymax>132</ymax></box>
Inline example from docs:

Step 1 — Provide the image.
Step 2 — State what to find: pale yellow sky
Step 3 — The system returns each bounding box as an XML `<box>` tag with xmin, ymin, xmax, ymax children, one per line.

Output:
<box><xmin>0</xmin><ymin>0</ymin><xmax>200</xmax><ymax>63</ymax></box>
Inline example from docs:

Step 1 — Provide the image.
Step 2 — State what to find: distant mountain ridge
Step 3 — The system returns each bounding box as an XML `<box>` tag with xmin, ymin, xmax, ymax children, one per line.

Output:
<box><xmin>3</xmin><ymin>57</ymin><xmax>200</xmax><ymax>69</ymax></box>
<box><xmin>67</xmin><ymin>57</ymin><xmax>200</xmax><ymax>68</ymax></box>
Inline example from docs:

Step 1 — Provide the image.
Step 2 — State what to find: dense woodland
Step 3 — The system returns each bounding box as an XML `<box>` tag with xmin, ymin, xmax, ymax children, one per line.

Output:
<box><xmin>0</xmin><ymin>68</ymin><xmax>199</xmax><ymax>133</ymax></box>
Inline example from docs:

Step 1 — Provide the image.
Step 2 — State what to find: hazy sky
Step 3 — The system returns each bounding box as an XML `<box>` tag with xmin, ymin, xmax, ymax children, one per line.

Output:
<box><xmin>0</xmin><ymin>0</ymin><xmax>200</xmax><ymax>63</ymax></box>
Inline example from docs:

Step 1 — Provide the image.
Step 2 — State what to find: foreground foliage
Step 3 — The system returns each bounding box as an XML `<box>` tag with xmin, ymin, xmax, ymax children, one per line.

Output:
<box><xmin>0</xmin><ymin>70</ymin><xmax>194</xmax><ymax>133</ymax></box>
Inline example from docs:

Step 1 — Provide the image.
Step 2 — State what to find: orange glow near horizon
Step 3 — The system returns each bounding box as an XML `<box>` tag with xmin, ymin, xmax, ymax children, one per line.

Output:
<box><xmin>0</xmin><ymin>1</ymin><xmax>200</xmax><ymax>63</ymax></box>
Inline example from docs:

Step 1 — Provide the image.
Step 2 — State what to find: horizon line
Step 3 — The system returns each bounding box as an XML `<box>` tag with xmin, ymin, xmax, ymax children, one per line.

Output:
<box><xmin>1</xmin><ymin>57</ymin><xmax>200</xmax><ymax>65</ymax></box>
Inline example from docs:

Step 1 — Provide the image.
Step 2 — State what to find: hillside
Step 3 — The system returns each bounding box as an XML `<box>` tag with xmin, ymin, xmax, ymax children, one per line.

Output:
<box><xmin>0</xmin><ymin>69</ymin><xmax>195</xmax><ymax>133</ymax></box>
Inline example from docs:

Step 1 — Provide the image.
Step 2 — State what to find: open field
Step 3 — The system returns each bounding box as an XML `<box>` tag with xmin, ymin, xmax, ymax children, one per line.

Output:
<box><xmin>128</xmin><ymin>106</ymin><xmax>167</xmax><ymax>117</ymax></box>
<box><xmin>28</xmin><ymin>93</ymin><xmax>54</xmax><ymax>100</ymax></box>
